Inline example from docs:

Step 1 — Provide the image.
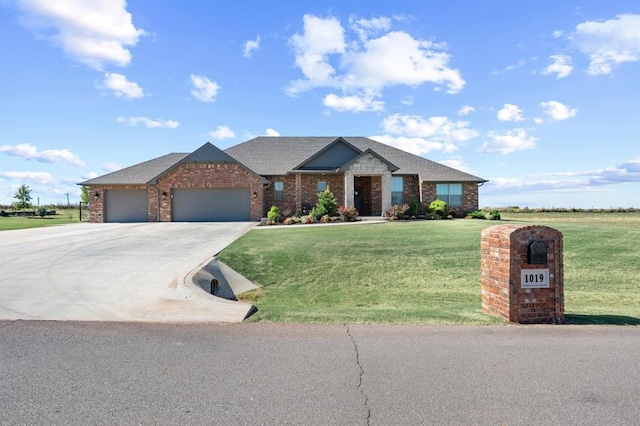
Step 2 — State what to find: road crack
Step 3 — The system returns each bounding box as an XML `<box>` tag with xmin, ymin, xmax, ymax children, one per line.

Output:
<box><xmin>345</xmin><ymin>323</ymin><xmax>371</xmax><ymax>425</ymax></box>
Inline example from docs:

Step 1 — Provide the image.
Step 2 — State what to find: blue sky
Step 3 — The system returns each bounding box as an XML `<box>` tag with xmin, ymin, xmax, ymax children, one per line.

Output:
<box><xmin>1</xmin><ymin>0</ymin><xmax>638</xmax><ymax>208</ymax></box>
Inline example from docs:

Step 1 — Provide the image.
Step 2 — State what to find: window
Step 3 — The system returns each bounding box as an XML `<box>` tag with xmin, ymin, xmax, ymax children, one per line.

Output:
<box><xmin>317</xmin><ymin>181</ymin><xmax>326</xmax><ymax>192</ymax></box>
<box><xmin>391</xmin><ymin>176</ymin><xmax>403</xmax><ymax>205</ymax></box>
<box><xmin>436</xmin><ymin>183</ymin><xmax>462</xmax><ymax>206</ymax></box>
<box><xmin>274</xmin><ymin>181</ymin><xmax>284</xmax><ymax>200</ymax></box>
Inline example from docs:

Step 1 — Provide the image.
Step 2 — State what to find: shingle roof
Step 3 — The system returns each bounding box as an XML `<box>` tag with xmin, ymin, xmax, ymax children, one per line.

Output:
<box><xmin>81</xmin><ymin>137</ymin><xmax>487</xmax><ymax>186</ymax></box>
<box><xmin>225</xmin><ymin>136</ymin><xmax>487</xmax><ymax>182</ymax></box>
<box><xmin>79</xmin><ymin>153</ymin><xmax>188</xmax><ymax>185</ymax></box>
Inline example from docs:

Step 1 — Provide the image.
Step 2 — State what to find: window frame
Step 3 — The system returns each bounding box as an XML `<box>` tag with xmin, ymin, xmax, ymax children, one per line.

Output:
<box><xmin>391</xmin><ymin>176</ymin><xmax>404</xmax><ymax>205</ymax></box>
<box><xmin>436</xmin><ymin>183</ymin><xmax>463</xmax><ymax>207</ymax></box>
<box><xmin>274</xmin><ymin>181</ymin><xmax>284</xmax><ymax>200</ymax></box>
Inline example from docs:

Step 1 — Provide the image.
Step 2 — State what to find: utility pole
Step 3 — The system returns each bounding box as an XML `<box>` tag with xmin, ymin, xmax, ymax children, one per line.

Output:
<box><xmin>65</xmin><ymin>193</ymin><xmax>70</xmax><ymax>206</ymax></box>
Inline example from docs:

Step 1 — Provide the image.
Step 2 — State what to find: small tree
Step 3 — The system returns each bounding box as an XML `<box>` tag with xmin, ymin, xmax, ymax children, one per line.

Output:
<box><xmin>14</xmin><ymin>184</ymin><xmax>32</xmax><ymax>211</ymax></box>
<box><xmin>80</xmin><ymin>186</ymin><xmax>90</xmax><ymax>204</ymax></box>
<box><xmin>314</xmin><ymin>186</ymin><xmax>338</xmax><ymax>218</ymax></box>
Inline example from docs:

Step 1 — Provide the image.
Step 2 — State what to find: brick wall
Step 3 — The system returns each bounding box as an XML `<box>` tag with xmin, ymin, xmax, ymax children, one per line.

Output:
<box><xmin>421</xmin><ymin>182</ymin><xmax>479</xmax><ymax>216</ymax></box>
<box><xmin>480</xmin><ymin>224</ymin><xmax>564</xmax><ymax>324</ymax></box>
<box><xmin>156</xmin><ymin>163</ymin><xmax>263</xmax><ymax>221</ymax></box>
<box><xmin>263</xmin><ymin>175</ymin><xmax>297</xmax><ymax>216</ymax></box>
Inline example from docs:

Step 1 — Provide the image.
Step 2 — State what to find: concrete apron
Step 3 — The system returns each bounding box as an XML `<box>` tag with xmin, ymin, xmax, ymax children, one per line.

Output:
<box><xmin>185</xmin><ymin>257</ymin><xmax>258</xmax><ymax>322</ymax></box>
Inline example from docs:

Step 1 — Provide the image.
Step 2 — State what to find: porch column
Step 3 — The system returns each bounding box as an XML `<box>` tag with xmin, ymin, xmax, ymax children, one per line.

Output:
<box><xmin>381</xmin><ymin>171</ymin><xmax>391</xmax><ymax>216</ymax></box>
<box><xmin>295</xmin><ymin>173</ymin><xmax>302</xmax><ymax>210</ymax></box>
<box><xmin>344</xmin><ymin>172</ymin><xmax>355</xmax><ymax>207</ymax></box>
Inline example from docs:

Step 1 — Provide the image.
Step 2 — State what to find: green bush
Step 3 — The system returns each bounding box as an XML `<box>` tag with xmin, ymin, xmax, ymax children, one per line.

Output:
<box><xmin>35</xmin><ymin>206</ymin><xmax>48</xmax><ymax>218</ymax></box>
<box><xmin>390</xmin><ymin>204</ymin><xmax>409</xmax><ymax>219</ymax></box>
<box><xmin>429</xmin><ymin>200</ymin><xmax>447</xmax><ymax>217</ymax></box>
<box><xmin>466</xmin><ymin>210</ymin><xmax>486</xmax><ymax>219</ymax></box>
<box><xmin>489</xmin><ymin>210</ymin><xmax>501</xmax><ymax>220</ymax></box>
<box><xmin>315</xmin><ymin>186</ymin><xmax>339</xmax><ymax>217</ymax></box>
<box><xmin>267</xmin><ymin>206</ymin><xmax>281</xmax><ymax>223</ymax></box>
<box><xmin>407</xmin><ymin>194</ymin><xmax>420</xmax><ymax>216</ymax></box>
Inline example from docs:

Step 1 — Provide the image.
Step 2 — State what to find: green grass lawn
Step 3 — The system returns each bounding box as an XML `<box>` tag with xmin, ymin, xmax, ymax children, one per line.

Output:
<box><xmin>0</xmin><ymin>208</ymin><xmax>88</xmax><ymax>231</ymax></box>
<box><xmin>218</xmin><ymin>212</ymin><xmax>640</xmax><ymax>325</ymax></box>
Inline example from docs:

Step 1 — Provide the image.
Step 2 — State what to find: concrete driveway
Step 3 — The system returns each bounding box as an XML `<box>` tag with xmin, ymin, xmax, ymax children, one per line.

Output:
<box><xmin>0</xmin><ymin>222</ymin><xmax>256</xmax><ymax>322</ymax></box>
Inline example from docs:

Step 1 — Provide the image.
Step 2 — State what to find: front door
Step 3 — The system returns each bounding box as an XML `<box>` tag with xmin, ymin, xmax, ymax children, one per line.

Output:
<box><xmin>353</xmin><ymin>177</ymin><xmax>372</xmax><ymax>216</ymax></box>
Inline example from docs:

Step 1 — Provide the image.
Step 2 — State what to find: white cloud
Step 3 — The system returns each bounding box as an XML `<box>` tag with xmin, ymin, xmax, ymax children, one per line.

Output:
<box><xmin>534</xmin><ymin>117</ymin><xmax>544</xmax><ymax>124</ymax></box>
<box><xmin>116</xmin><ymin>116</ymin><xmax>179</xmax><ymax>129</ymax></box>
<box><xmin>0</xmin><ymin>171</ymin><xmax>54</xmax><ymax>184</ymax></box>
<box><xmin>99</xmin><ymin>72</ymin><xmax>144</xmax><ymax>99</ymax></box>
<box><xmin>323</xmin><ymin>93</ymin><xmax>384</xmax><ymax>112</ymax></box>
<box><xmin>552</xmin><ymin>30</ymin><xmax>564</xmax><ymax>38</ymax></box>
<box><xmin>372</xmin><ymin>113</ymin><xmax>479</xmax><ymax>155</ymax></box>
<box><xmin>17</xmin><ymin>0</ymin><xmax>145</xmax><ymax>70</ymax></box>
<box><xmin>479</xmin><ymin>129</ymin><xmax>537</xmax><ymax>154</ymax></box>
<box><xmin>382</xmin><ymin>114</ymin><xmax>479</xmax><ymax>142</ymax></box>
<box><xmin>541</xmin><ymin>54</ymin><xmax>574</xmax><ymax>78</ymax></box>
<box><xmin>82</xmin><ymin>172</ymin><xmax>98</xmax><ymax>179</ymax></box>
<box><xmin>573</xmin><ymin>14</ymin><xmax>640</xmax><ymax>75</ymax></box>
<box><xmin>497</xmin><ymin>104</ymin><xmax>525</xmax><ymax>122</ymax></box>
<box><xmin>101</xmin><ymin>163</ymin><xmax>121</xmax><ymax>172</ymax></box>
<box><xmin>243</xmin><ymin>35</ymin><xmax>260</xmax><ymax>58</ymax></box>
<box><xmin>458</xmin><ymin>105</ymin><xmax>475</xmax><ymax>116</ymax></box>
<box><xmin>401</xmin><ymin>96</ymin><xmax>414</xmax><ymax>106</ymax></box>
<box><xmin>484</xmin><ymin>158</ymin><xmax>640</xmax><ymax>195</ymax></box>
<box><xmin>540</xmin><ymin>101</ymin><xmax>577</xmax><ymax>121</ymax></box>
<box><xmin>370</xmin><ymin>135</ymin><xmax>455</xmax><ymax>156</ymax></box>
<box><xmin>438</xmin><ymin>159</ymin><xmax>476</xmax><ymax>174</ymax></box>
<box><xmin>287</xmin><ymin>14</ymin><xmax>465</xmax><ymax>104</ymax></box>
<box><xmin>0</xmin><ymin>143</ymin><xmax>85</xmax><ymax>167</ymax></box>
<box><xmin>349</xmin><ymin>15</ymin><xmax>392</xmax><ymax>41</ymax></box>
<box><xmin>190</xmin><ymin>74</ymin><xmax>220</xmax><ymax>102</ymax></box>
<box><xmin>505</xmin><ymin>59</ymin><xmax>526</xmax><ymax>71</ymax></box>
<box><xmin>264</xmin><ymin>128</ymin><xmax>280</xmax><ymax>136</ymax></box>
<box><xmin>208</xmin><ymin>126</ymin><xmax>235</xmax><ymax>140</ymax></box>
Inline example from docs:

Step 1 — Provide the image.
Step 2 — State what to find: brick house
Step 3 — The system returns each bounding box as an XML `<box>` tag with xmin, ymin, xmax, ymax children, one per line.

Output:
<box><xmin>80</xmin><ymin>136</ymin><xmax>487</xmax><ymax>223</ymax></box>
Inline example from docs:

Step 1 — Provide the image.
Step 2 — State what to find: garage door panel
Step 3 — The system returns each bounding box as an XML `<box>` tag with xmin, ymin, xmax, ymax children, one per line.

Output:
<box><xmin>105</xmin><ymin>189</ymin><xmax>148</xmax><ymax>223</ymax></box>
<box><xmin>172</xmin><ymin>188</ymin><xmax>249</xmax><ymax>222</ymax></box>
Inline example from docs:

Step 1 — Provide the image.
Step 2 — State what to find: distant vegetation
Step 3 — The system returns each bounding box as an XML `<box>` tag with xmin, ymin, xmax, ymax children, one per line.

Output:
<box><xmin>482</xmin><ymin>206</ymin><xmax>639</xmax><ymax>213</ymax></box>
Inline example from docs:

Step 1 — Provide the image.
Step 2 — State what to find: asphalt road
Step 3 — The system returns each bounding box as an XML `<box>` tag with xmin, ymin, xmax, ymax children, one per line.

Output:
<box><xmin>0</xmin><ymin>223</ymin><xmax>256</xmax><ymax>322</ymax></box>
<box><xmin>1</xmin><ymin>321</ymin><xmax>638</xmax><ymax>425</ymax></box>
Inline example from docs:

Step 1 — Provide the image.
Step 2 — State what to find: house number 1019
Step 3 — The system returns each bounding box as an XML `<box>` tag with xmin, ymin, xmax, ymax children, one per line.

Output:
<box><xmin>521</xmin><ymin>269</ymin><xmax>549</xmax><ymax>288</ymax></box>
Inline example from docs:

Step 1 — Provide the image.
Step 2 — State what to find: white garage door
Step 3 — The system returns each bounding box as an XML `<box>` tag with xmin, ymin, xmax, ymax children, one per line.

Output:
<box><xmin>105</xmin><ymin>189</ymin><xmax>148</xmax><ymax>222</ymax></box>
<box><xmin>172</xmin><ymin>188</ymin><xmax>250</xmax><ymax>222</ymax></box>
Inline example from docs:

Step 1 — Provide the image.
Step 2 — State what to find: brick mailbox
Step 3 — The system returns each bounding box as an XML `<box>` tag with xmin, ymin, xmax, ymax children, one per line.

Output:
<box><xmin>481</xmin><ymin>224</ymin><xmax>565</xmax><ymax>324</ymax></box>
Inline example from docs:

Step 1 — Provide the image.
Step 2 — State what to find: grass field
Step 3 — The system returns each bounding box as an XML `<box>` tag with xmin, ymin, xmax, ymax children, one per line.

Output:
<box><xmin>0</xmin><ymin>208</ymin><xmax>88</xmax><ymax>231</ymax></box>
<box><xmin>218</xmin><ymin>212</ymin><xmax>640</xmax><ymax>325</ymax></box>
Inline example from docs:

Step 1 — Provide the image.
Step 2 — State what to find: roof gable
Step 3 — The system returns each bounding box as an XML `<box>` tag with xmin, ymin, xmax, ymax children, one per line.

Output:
<box><xmin>294</xmin><ymin>137</ymin><xmax>362</xmax><ymax>170</ymax></box>
<box><xmin>180</xmin><ymin>142</ymin><xmax>240</xmax><ymax>164</ymax></box>
<box><xmin>339</xmin><ymin>149</ymin><xmax>399</xmax><ymax>172</ymax></box>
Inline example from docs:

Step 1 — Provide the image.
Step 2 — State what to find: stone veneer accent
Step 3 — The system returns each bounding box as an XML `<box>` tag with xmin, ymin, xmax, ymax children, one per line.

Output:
<box><xmin>344</xmin><ymin>153</ymin><xmax>391</xmax><ymax>216</ymax></box>
<box><xmin>481</xmin><ymin>224</ymin><xmax>564</xmax><ymax>324</ymax></box>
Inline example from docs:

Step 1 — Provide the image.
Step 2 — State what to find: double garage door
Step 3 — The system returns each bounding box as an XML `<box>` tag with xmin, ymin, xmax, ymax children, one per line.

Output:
<box><xmin>104</xmin><ymin>188</ymin><xmax>250</xmax><ymax>222</ymax></box>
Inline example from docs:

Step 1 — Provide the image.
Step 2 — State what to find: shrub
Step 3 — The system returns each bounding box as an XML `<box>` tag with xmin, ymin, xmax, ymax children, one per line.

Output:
<box><xmin>338</xmin><ymin>205</ymin><xmax>359</xmax><ymax>222</ymax></box>
<box><xmin>466</xmin><ymin>210</ymin><xmax>486</xmax><ymax>219</ymax></box>
<box><xmin>390</xmin><ymin>204</ymin><xmax>409</xmax><ymax>219</ymax></box>
<box><xmin>302</xmin><ymin>214</ymin><xmax>317</xmax><ymax>224</ymax></box>
<box><xmin>407</xmin><ymin>194</ymin><xmax>420</xmax><ymax>217</ymax></box>
<box><xmin>489</xmin><ymin>210</ymin><xmax>501</xmax><ymax>220</ymax></box>
<box><xmin>320</xmin><ymin>215</ymin><xmax>331</xmax><ymax>223</ymax></box>
<box><xmin>429</xmin><ymin>200</ymin><xmax>447</xmax><ymax>217</ymax></box>
<box><xmin>315</xmin><ymin>186</ymin><xmax>339</xmax><ymax>217</ymax></box>
<box><xmin>35</xmin><ymin>206</ymin><xmax>48</xmax><ymax>218</ymax></box>
<box><xmin>267</xmin><ymin>206</ymin><xmax>281</xmax><ymax>223</ymax></box>
<box><xmin>424</xmin><ymin>212</ymin><xmax>440</xmax><ymax>220</ymax></box>
<box><xmin>283</xmin><ymin>217</ymin><xmax>296</xmax><ymax>225</ymax></box>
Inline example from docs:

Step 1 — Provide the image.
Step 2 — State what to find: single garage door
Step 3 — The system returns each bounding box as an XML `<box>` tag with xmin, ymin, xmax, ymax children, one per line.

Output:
<box><xmin>172</xmin><ymin>188</ymin><xmax>250</xmax><ymax>222</ymax></box>
<box><xmin>105</xmin><ymin>189</ymin><xmax>148</xmax><ymax>222</ymax></box>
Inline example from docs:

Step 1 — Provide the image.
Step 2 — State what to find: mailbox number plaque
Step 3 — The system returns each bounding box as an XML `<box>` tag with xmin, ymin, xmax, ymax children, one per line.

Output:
<box><xmin>521</xmin><ymin>269</ymin><xmax>549</xmax><ymax>288</ymax></box>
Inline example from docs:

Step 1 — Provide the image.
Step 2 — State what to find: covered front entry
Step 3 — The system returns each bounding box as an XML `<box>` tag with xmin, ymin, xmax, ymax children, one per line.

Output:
<box><xmin>353</xmin><ymin>176</ymin><xmax>372</xmax><ymax>216</ymax></box>
<box><xmin>171</xmin><ymin>188</ymin><xmax>250</xmax><ymax>222</ymax></box>
<box><xmin>105</xmin><ymin>189</ymin><xmax>148</xmax><ymax>222</ymax></box>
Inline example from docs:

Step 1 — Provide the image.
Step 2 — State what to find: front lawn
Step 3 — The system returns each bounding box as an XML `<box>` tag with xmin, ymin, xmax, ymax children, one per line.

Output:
<box><xmin>218</xmin><ymin>213</ymin><xmax>640</xmax><ymax>324</ymax></box>
<box><xmin>0</xmin><ymin>209</ymin><xmax>87</xmax><ymax>231</ymax></box>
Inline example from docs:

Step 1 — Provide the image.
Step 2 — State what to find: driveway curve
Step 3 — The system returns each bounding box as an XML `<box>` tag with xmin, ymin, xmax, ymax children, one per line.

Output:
<box><xmin>0</xmin><ymin>222</ymin><xmax>256</xmax><ymax>323</ymax></box>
